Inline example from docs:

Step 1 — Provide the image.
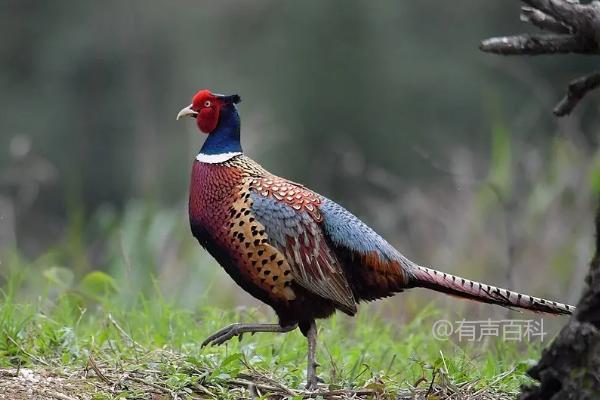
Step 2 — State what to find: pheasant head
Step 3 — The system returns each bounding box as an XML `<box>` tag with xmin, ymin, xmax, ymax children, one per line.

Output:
<box><xmin>177</xmin><ymin>89</ymin><xmax>241</xmax><ymax>134</ymax></box>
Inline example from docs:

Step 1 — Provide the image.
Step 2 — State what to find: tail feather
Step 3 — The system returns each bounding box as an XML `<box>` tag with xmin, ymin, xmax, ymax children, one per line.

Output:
<box><xmin>409</xmin><ymin>265</ymin><xmax>574</xmax><ymax>315</ymax></box>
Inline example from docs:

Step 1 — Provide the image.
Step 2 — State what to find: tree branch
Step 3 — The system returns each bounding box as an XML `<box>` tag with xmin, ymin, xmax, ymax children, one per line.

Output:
<box><xmin>554</xmin><ymin>71</ymin><xmax>600</xmax><ymax>116</ymax></box>
<box><xmin>520</xmin><ymin>6</ymin><xmax>571</xmax><ymax>34</ymax></box>
<box><xmin>481</xmin><ymin>0</ymin><xmax>600</xmax><ymax>116</ymax></box>
<box><xmin>479</xmin><ymin>34</ymin><xmax>589</xmax><ymax>55</ymax></box>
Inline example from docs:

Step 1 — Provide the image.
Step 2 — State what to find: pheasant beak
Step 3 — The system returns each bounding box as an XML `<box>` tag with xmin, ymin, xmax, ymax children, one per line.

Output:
<box><xmin>176</xmin><ymin>104</ymin><xmax>198</xmax><ymax>120</ymax></box>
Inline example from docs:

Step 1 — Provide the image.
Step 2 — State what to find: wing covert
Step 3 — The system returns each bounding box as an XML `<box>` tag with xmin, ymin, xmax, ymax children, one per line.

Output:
<box><xmin>249</xmin><ymin>177</ymin><xmax>356</xmax><ymax>314</ymax></box>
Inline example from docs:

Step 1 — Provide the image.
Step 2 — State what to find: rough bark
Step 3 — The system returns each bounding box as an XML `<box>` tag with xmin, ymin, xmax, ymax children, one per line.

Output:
<box><xmin>520</xmin><ymin>202</ymin><xmax>600</xmax><ymax>399</ymax></box>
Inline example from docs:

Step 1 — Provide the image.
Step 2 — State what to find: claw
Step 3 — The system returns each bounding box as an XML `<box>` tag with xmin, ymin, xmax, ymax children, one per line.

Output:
<box><xmin>305</xmin><ymin>376</ymin><xmax>320</xmax><ymax>391</ymax></box>
<box><xmin>201</xmin><ymin>323</ymin><xmax>297</xmax><ymax>348</ymax></box>
<box><xmin>201</xmin><ymin>323</ymin><xmax>242</xmax><ymax>347</ymax></box>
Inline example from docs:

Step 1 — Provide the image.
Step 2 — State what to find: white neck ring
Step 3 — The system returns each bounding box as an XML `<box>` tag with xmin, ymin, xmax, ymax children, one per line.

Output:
<box><xmin>196</xmin><ymin>152</ymin><xmax>242</xmax><ymax>164</ymax></box>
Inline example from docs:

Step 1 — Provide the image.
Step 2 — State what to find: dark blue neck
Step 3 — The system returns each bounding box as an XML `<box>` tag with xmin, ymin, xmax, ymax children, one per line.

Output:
<box><xmin>199</xmin><ymin>104</ymin><xmax>242</xmax><ymax>155</ymax></box>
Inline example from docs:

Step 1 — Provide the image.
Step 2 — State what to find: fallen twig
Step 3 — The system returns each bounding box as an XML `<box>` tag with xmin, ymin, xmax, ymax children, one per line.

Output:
<box><xmin>32</xmin><ymin>388</ymin><xmax>78</xmax><ymax>400</ymax></box>
<box><xmin>126</xmin><ymin>375</ymin><xmax>176</xmax><ymax>397</ymax></box>
<box><xmin>107</xmin><ymin>313</ymin><xmax>144</xmax><ymax>351</ymax></box>
<box><xmin>5</xmin><ymin>333</ymin><xmax>49</xmax><ymax>366</ymax></box>
<box><xmin>471</xmin><ymin>367</ymin><xmax>516</xmax><ymax>398</ymax></box>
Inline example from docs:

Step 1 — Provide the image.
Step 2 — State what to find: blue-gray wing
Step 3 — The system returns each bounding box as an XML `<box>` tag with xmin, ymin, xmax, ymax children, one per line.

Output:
<box><xmin>319</xmin><ymin>198</ymin><xmax>413</xmax><ymax>300</ymax></box>
<box><xmin>250</xmin><ymin>185</ymin><xmax>357</xmax><ymax>314</ymax></box>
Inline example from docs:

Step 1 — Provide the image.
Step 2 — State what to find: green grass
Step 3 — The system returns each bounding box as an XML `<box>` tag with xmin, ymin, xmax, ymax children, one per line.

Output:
<box><xmin>0</xmin><ymin>266</ymin><xmax>541</xmax><ymax>399</ymax></box>
<box><xmin>0</xmin><ymin>197</ymin><xmax>560</xmax><ymax>399</ymax></box>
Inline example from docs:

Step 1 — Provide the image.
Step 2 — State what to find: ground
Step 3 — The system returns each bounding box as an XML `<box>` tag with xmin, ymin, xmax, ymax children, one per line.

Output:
<box><xmin>0</xmin><ymin>366</ymin><xmax>517</xmax><ymax>399</ymax></box>
<box><xmin>0</xmin><ymin>287</ymin><xmax>541</xmax><ymax>400</ymax></box>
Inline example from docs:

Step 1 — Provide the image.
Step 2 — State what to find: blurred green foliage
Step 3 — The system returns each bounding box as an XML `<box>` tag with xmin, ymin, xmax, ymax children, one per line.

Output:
<box><xmin>0</xmin><ymin>1</ymin><xmax>597</xmax><ymax>257</ymax></box>
<box><xmin>0</xmin><ymin>132</ymin><xmax>594</xmax><ymax>326</ymax></box>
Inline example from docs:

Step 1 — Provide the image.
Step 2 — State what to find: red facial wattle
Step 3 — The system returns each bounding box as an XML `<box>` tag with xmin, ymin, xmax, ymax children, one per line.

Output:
<box><xmin>197</xmin><ymin>105</ymin><xmax>220</xmax><ymax>133</ymax></box>
<box><xmin>189</xmin><ymin>90</ymin><xmax>223</xmax><ymax>134</ymax></box>
<box><xmin>177</xmin><ymin>89</ymin><xmax>241</xmax><ymax>134</ymax></box>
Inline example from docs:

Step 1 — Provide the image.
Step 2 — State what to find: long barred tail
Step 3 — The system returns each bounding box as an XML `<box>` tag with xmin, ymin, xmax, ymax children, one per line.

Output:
<box><xmin>409</xmin><ymin>265</ymin><xmax>574</xmax><ymax>315</ymax></box>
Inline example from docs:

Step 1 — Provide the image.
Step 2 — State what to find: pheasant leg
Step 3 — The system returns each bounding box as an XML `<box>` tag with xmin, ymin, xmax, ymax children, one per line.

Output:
<box><xmin>305</xmin><ymin>319</ymin><xmax>319</xmax><ymax>390</ymax></box>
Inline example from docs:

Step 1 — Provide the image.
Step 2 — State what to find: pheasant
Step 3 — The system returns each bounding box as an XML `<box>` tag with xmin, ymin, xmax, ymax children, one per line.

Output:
<box><xmin>177</xmin><ymin>89</ymin><xmax>574</xmax><ymax>390</ymax></box>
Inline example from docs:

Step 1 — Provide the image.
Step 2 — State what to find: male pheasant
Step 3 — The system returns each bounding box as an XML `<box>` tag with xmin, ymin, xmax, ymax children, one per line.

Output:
<box><xmin>177</xmin><ymin>89</ymin><xmax>574</xmax><ymax>390</ymax></box>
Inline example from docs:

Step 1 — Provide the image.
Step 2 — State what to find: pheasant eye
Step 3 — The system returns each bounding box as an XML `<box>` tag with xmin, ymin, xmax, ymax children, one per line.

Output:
<box><xmin>204</xmin><ymin>100</ymin><xmax>212</xmax><ymax>108</ymax></box>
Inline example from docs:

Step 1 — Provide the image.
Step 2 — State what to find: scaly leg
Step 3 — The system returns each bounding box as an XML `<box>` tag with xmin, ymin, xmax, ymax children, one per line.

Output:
<box><xmin>201</xmin><ymin>323</ymin><xmax>297</xmax><ymax>347</ymax></box>
<box><xmin>305</xmin><ymin>319</ymin><xmax>319</xmax><ymax>391</ymax></box>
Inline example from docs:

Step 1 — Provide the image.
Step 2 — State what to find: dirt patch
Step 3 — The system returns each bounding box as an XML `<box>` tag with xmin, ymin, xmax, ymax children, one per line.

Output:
<box><xmin>0</xmin><ymin>367</ymin><xmax>517</xmax><ymax>399</ymax></box>
<box><xmin>0</xmin><ymin>369</ymin><xmax>99</xmax><ymax>400</ymax></box>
